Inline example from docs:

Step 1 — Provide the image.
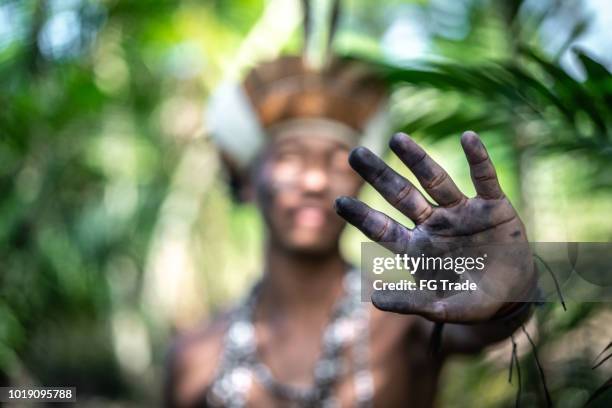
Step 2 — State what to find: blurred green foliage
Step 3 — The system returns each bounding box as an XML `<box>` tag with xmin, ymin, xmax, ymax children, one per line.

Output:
<box><xmin>0</xmin><ymin>0</ymin><xmax>610</xmax><ymax>406</ymax></box>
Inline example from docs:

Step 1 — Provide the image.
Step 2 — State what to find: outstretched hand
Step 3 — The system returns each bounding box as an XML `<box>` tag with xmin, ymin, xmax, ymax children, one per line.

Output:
<box><xmin>335</xmin><ymin>131</ymin><xmax>536</xmax><ymax>323</ymax></box>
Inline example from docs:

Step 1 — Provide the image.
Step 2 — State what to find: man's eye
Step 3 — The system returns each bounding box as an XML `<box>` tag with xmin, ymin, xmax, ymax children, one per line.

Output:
<box><xmin>275</xmin><ymin>151</ymin><xmax>301</xmax><ymax>163</ymax></box>
<box><xmin>271</xmin><ymin>153</ymin><xmax>302</xmax><ymax>184</ymax></box>
<box><xmin>330</xmin><ymin>150</ymin><xmax>351</xmax><ymax>172</ymax></box>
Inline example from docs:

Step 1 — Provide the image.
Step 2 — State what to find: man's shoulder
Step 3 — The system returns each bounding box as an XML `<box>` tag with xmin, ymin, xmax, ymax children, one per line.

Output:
<box><xmin>172</xmin><ymin>312</ymin><xmax>231</xmax><ymax>356</ymax></box>
<box><xmin>166</xmin><ymin>311</ymin><xmax>233</xmax><ymax>407</ymax></box>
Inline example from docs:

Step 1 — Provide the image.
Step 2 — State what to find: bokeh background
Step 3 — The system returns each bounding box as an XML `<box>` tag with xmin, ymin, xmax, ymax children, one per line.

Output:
<box><xmin>1</xmin><ymin>0</ymin><xmax>611</xmax><ymax>406</ymax></box>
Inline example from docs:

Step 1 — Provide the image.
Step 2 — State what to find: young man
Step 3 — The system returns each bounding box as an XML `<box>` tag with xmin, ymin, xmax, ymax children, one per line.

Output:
<box><xmin>166</xmin><ymin>55</ymin><xmax>536</xmax><ymax>407</ymax></box>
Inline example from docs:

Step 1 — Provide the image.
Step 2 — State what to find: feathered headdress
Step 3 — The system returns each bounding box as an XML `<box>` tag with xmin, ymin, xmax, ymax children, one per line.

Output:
<box><xmin>206</xmin><ymin>0</ymin><xmax>389</xmax><ymax>188</ymax></box>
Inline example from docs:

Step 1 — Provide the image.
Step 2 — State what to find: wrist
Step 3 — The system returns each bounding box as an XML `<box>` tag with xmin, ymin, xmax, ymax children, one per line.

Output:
<box><xmin>492</xmin><ymin>260</ymin><xmax>540</xmax><ymax>322</ymax></box>
<box><xmin>491</xmin><ymin>301</ymin><xmax>533</xmax><ymax>323</ymax></box>
<box><xmin>491</xmin><ymin>284</ymin><xmax>540</xmax><ymax>325</ymax></box>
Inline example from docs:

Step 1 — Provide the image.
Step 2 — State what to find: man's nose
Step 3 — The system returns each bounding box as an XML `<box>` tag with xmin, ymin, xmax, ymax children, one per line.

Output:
<box><xmin>301</xmin><ymin>166</ymin><xmax>329</xmax><ymax>193</ymax></box>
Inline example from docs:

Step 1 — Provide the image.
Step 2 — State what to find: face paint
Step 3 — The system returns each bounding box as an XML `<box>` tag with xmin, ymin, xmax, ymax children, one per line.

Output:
<box><xmin>252</xmin><ymin>131</ymin><xmax>363</xmax><ymax>255</ymax></box>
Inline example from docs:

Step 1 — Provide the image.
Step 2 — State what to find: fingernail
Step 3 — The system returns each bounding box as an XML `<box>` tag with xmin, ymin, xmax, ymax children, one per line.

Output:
<box><xmin>334</xmin><ymin>196</ymin><xmax>360</xmax><ymax>217</ymax></box>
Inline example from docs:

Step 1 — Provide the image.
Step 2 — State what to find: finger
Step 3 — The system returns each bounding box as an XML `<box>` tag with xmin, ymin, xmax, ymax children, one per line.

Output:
<box><xmin>460</xmin><ymin>131</ymin><xmax>504</xmax><ymax>199</ymax></box>
<box><xmin>334</xmin><ymin>196</ymin><xmax>411</xmax><ymax>248</ymax></box>
<box><xmin>348</xmin><ymin>147</ymin><xmax>433</xmax><ymax>224</ymax></box>
<box><xmin>389</xmin><ymin>133</ymin><xmax>466</xmax><ymax>207</ymax></box>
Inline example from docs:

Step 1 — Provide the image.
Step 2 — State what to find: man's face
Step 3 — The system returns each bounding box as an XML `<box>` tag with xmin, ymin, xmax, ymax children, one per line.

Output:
<box><xmin>253</xmin><ymin>130</ymin><xmax>363</xmax><ymax>255</ymax></box>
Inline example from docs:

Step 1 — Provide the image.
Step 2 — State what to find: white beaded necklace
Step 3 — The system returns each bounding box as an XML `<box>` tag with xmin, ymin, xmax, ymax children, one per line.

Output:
<box><xmin>207</xmin><ymin>269</ymin><xmax>373</xmax><ymax>407</ymax></box>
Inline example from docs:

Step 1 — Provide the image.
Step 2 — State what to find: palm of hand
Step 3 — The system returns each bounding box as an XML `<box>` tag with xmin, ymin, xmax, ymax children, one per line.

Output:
<box><xmin>335</xmin><ymin>131</ymin><xmax>535</xmax><ymax>323</ymax></box>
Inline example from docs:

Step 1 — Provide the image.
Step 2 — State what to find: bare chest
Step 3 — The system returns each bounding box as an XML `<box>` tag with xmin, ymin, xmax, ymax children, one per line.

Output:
<box><xmin>216</xmin><ymin>308</ymin><xmax>441</xmax><ymax>408</ymax></box>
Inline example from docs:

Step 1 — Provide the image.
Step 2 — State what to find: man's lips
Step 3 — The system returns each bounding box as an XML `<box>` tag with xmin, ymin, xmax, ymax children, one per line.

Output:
<box><xmin>292</xmin><ymin>206</ymin><xmax>329</xmax><ymax>228</ymax></box>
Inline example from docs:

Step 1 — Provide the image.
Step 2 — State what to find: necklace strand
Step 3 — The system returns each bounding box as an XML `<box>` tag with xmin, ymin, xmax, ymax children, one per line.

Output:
<box><xmin>207</xmin><ymin>269</ymin><xmax>373</xmax><ymax>407</ymax></box>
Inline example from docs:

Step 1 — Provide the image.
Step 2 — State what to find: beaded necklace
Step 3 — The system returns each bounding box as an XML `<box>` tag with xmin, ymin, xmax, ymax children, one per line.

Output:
<box><xmin>207</xmin><ymin>269</ymin><xmax>373</xmax><ymax>407</ymax></box>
